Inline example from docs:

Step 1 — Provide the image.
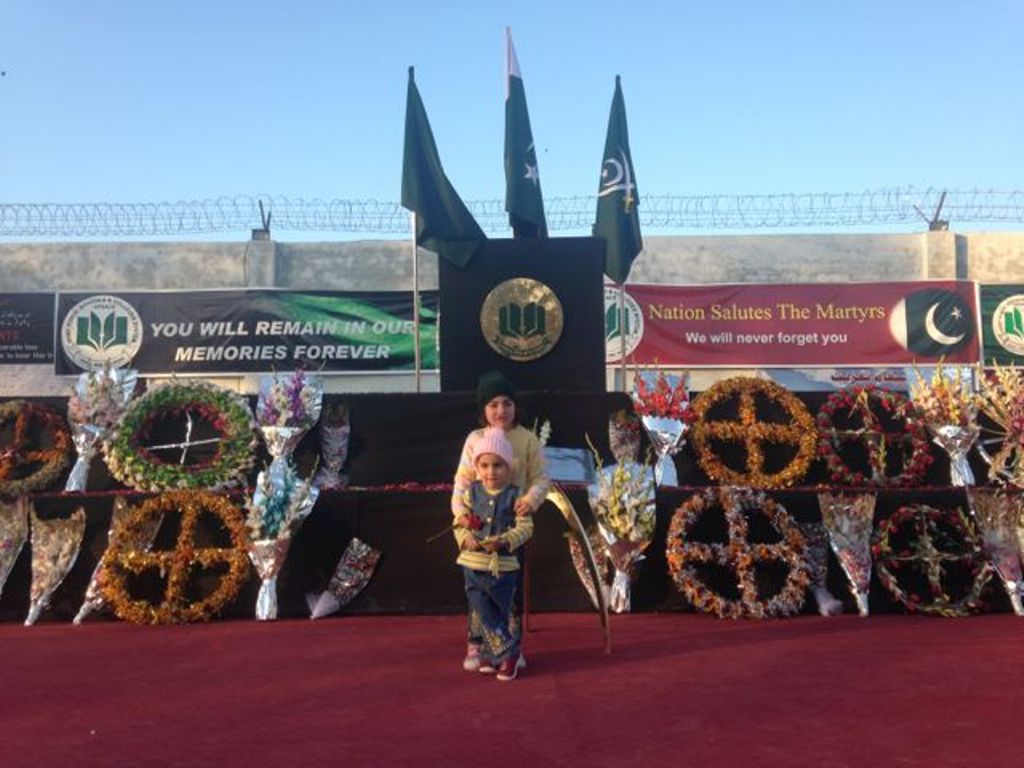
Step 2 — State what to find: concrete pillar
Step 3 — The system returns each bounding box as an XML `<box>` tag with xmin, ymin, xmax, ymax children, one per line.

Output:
<box><xmin>243</xmin><ymin>239</ymin><xmax>278</xmax><ymax>286</ymax></box>
<box><xmin>922</xmin><ymin>231</ymin><xmax>957</xmax><ymax>278</ymax></box>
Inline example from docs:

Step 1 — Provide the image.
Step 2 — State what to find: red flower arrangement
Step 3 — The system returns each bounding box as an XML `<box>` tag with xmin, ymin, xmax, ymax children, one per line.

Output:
<box><xmin>872</xmin><ymin>503</ymin><xmax>991</xmax><ymax>617</ymax></box>
<box><xmin>815</xmin><ymin>385</ymin><xmax>932</xmax><ymax>487</ymax></box>
<box><xmin>633</xmin><ymin>370</ymin><xmax>693</xmax><ymax>422</ymax></box>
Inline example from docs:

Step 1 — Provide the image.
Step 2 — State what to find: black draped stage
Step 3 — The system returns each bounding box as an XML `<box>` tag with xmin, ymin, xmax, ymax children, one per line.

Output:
<box><xmin>1</xmin><ymin>390</ymin><xmax>1007</xmax><ymax>622</ymax></box>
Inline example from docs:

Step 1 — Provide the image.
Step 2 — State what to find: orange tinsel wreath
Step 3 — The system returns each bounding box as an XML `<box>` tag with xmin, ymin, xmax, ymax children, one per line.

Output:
<box><xmin>689</xmin><ymin>377</ymin><xmax>816</xmax><ymax>488</ymax></box>
<box><xmin>0</xmin><ymin>400</ymin><xmax>72</xmax><ymax>497</ymax></box>
<box><xmin>665</xmin><ymin>486</ymin><xmax>810</xmax><ymax>618</ymax></box>
<box><xmin>98</xmin><ymin>490</ymin><xmax>251</xmax><ymax>624</ymax></box>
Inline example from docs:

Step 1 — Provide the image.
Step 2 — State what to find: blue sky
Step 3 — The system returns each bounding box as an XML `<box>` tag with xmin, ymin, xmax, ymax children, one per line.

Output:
<box><xmin>1</xmin><ymin>1</ymin><xmax>1021</xmax><ymax>237</ymax></box>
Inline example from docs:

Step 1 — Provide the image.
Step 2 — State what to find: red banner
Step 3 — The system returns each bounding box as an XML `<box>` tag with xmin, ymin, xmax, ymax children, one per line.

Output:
<box><xmin>609</xmin><ymin>281</ymin><xmax>980</xmax><ymax>367</ymax></box>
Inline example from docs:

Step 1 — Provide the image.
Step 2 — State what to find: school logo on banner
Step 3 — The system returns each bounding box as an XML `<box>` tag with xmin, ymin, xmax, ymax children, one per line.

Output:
<box><xmin>603</xmin><ymin>285</ymin><xmax>643</xmax><ymax>362</ymax></box>
<box><xmin>991</xmin><ymin>293</ymin><xmax>1024</xmax><ymax>358</ymax></box>
<box><xmin>888</xmin><ymin>288</ymin><xmax>975</xmax><ymax>359</ymax></box>
<box><xmin>60</xmin><ymin>294</ymin><xmax>144</xmax><ymax>370</ymax></box>
<box><xmin>479</xmin><ymin>278</ymin><xmax>563</xmax><ymax>361</ymax></box>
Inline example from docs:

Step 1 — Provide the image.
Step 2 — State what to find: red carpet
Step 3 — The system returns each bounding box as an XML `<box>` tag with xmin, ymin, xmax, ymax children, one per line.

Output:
<box><xmin>0</xmin><ymin>613</ymin><xmax>1020</xmax><ymax>767</ymax></box>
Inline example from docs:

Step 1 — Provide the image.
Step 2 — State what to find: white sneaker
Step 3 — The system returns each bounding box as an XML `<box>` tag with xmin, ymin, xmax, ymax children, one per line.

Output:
<box><xmin>463</xmin><ymin>644</ymin><xmax>482</xmax><ymax>672</ymax></box>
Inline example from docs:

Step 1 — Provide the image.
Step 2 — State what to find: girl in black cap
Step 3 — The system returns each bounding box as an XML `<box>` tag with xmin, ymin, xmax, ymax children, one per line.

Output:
<box><xmin>451</xmin><ymin>370</ymin><xmax>550</xmax><ymax>673</ymax></box>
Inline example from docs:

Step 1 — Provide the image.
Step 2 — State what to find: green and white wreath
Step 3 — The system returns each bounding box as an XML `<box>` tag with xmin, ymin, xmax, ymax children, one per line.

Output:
<box><xmin>104</xmin><ymin>381</ymin><xmax>258</xmax><ymax>491</ymax></box>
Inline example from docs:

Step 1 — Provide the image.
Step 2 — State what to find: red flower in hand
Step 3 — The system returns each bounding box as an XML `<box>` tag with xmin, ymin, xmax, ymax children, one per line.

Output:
<box><xmin>465</xmin><ymin>513</ymin><xmax>483</xmax><ymax>531</ymax></box>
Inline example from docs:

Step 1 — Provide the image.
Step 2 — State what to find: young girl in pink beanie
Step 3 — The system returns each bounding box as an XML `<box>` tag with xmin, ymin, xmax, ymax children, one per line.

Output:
<box><xmin>452</xmin><ymin>427</ymin><xmax>532</xmax><ymax>681</ymax></box>
<box><xmin>451</xmin><ymin>371</ymin><xmax>550</xmax><ymax>674</ymax></box>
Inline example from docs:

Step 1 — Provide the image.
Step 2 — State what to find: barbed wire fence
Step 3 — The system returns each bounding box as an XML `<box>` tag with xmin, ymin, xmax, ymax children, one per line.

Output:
<box><xmin>1</xmin><ymin>187</ymin><xmax>1022</xmax><ymax>238</ymax></box>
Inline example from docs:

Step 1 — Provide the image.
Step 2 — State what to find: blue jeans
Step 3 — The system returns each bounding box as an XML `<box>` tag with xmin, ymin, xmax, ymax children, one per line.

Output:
<box><xmin>463</xmin><ymin>567</ymin><xmax>520</xmax><ymax>663</ymax></box>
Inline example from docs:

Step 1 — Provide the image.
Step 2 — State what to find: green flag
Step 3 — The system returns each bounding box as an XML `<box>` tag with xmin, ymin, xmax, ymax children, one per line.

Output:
<box><xmin>504</xmin><ymin>28</ymin><xmax>547</xmax><ymax>238</ymax></box>
<box><xmin>401</xmin><ymin>66</ymin><xmax>485</xmax><ymax>268</ymax></box>
<box><xmin>594</xmin><ymin>75</ymin><xmax>642</xmax><ymax>285</ymax></box>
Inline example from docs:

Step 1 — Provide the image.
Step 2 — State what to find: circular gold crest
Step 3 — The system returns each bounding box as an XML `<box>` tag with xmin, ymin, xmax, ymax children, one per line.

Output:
<box><xmin>480</xmin><ymin>278</ymin><xmax>564</xmax><ymax>361</ymax></box>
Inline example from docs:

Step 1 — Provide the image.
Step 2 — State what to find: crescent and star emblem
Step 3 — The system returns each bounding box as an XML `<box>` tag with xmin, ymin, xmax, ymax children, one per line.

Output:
<box><xmin>598</xmin><ymin>147</ymin><xmax>635</xmax><ymax>212</ymax></box>
<box><xmin>924</xmin><ymin>302</ymin><xmax>965</xmax><ymax>346</ymax></box>
<box><xmin>523</xmin><ymin>142</ymin><xmax>540</xmax><ymax>185</ymax></box>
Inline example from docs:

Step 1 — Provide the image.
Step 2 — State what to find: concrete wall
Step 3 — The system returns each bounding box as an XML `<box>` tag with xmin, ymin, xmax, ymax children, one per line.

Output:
<box><xmin>1</xmin><ymin>230</ymin><xmax>1021</xmax><ymax>395</ymax></box>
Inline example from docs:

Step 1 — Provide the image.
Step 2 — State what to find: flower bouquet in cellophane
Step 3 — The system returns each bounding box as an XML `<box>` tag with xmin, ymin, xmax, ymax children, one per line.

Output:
<box><xmin>245</xmin><ymin>461</ymin><xmax>320</xmax><ymax>620</ymax></box>
<box><xmin>580</xmin><ymin>436</ymin><xmax>656</xmax><ymax>613</ymax></box>
<box><xmin>65</xmin><ymin>365</ymin><xmax>137</xmax><ymax>491</ymax></box>
<box><xmin>906</xmin><ymin>362</ymin><xmax>978</xmax><ymax>486</ymax></box>
<box><xmin>966</xmin><ymin>488</ymin><xmax>1024</xmax><ymax>616</ymax></box>
<box><xmin>255</xmin><ymin>368</ymin><xmax>323</xmax><ymax>474</ymax></box>
<box><xmin>631</xmin><ymin>369</ymin><xmax>692</xmax><ymax>486</ymax></box>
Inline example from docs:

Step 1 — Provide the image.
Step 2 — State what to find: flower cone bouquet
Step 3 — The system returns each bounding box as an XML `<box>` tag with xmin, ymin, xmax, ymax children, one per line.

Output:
<box><xmin>256</xmin><ymin>368</ymin><xmax>323</xmax><ymax>475</ymax></box>
<box><xmin>631</xmin><ymin>369</ymin><xmax>691</xmax><ymax>486</ymax></box>
<box><xmin>0</xmin><ymin>497</ymin><xmax>29</xmax><ymax>602</ymax></box>
<box><xmin>608</xmin><ymin>409</ymin><xmax>642</xmax><ymax>465</ymax></box>
<box><xmin>307</xmin><ymin>538</ymin><xmax>382</xmax><ymax>619</ymax></box>
<box><xmin>26</xmin><ymin>506</ymin><xmax>87</xmax><ymax>625</ymax></box>
<box><xmin>819</xmin><ymin>492</ymin><xmax>877</xmax><ymax>617</ymax></box>
<box><xmin>585</xmin><ymin>438</ymin><xmax>656</xmax><ymax>613</ymax></box>
<box><xmin>313</xmin><ymin>404</ymin><xmax>351</xmax><ymax>490</ymax></box>
<box><xmin>906</xmin><ymin>363</ymin><xmax>978</xmax><ymax>486</ymax></box>
<box><xmin>796</xmin><ymin>520</ymin><xmax>844</xmax><ymax>615</ymax></box>
<box><xmin>73</xmin><ymin>497</ymin><xmax>163</xmax><ymax>624</ymax></box>
<box><xmin>966</xmin><ymin>488</ymin><xmax>1024</xmax><ymax>615</ymax></box>
<box><xmin>65</xmin><ymin>366</ymin><xmax>137</xmax><ymax>491</ymax></box>
<box><xmin>975</xmin><ymin>363</ymin><xmax>1024</xmax><ymax>486</ymax></box>
<box><xmin>245</xmin><ymin>460</ymin><xmax>320</xmax><ymax>620</ymax></box>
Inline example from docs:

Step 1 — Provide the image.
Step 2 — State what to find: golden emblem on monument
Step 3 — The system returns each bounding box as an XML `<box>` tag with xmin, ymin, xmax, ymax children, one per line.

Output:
<box><xmin>480</xmin><ymin>278</ymin><xmax>564</xmax><ymax>361</ymax></box>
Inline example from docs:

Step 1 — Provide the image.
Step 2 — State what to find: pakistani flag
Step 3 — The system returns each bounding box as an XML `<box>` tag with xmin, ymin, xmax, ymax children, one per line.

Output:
<box><xmin>504</xmin><ymin>28</ymin><xmax>547</xmax><ymax>238</ymax></box>
<box><xmin>594</xmin><ymin>75</ymin><xmax>642</xmax><ymax>285</ymax></box>
<box><xmin>401</xmin><ymin>67</ymin><xmax>486</xmax><ymax>268</ymax></box>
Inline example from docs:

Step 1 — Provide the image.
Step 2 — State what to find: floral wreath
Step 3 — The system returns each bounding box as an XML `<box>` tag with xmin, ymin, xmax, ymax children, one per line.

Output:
<box><xmin>99</xmin><ymin>490</ymin><xmax>251</xmax><ymax>624</ymax></box>
<box><xmin>104</xmin><ymin>381</ymin><xmax>257</xmax><ymax>491</ymax></box>
<box><xmin>0</xmin><ymin>400</ymin><xmax>72</xmax><ymax>497</ymax></box>
<box><xmin>872</xmin><ymin>503</ymin><xmax>991</xmax><ymax>617</ymax></box>
<box><xmin>816</xmin><ymin>385</ymin><xmax>931</xmax><ymax>487</ymax></box>
<box><xmin>975</xmin><ymin>363</ymin><xmax>1024</xmax><ymax>486</ymax></box>
<box><xmin>665</xmin><ymin>487</ymin><xmax>810</xmax><ymax>618</ymax></box>
<box><xmin>689</xmin><ymin>377</ymin><xmax>816</xmax><ymax>488</ymax></box>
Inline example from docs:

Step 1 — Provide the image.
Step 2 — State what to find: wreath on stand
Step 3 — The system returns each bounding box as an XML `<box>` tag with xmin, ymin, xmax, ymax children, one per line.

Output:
<box><xmin>689</xmin><ymin>377</ymin><xmax>816</xmax><ymax>488</ymax></box>
<box><xmin>98</xmin><ymin>490</ymin><xmax>251</xmax><ymax>624</ymax></box>
<box><xmin>665</xmin><ymin>486</ymin><xmax>810</xmax><ymax>618</ymax></box>
<box><xmin>0</xmin><ymin>400</ymin><xmax>72</xmax><ymax>497</ymax></box>
<box><xmin>104</xmin><ymin>381</ymin><xmax>257</xmax><ymax>491</ymax></box>
<box><xmin>872</xmin><ymin>503</ymin><xmax>992</xmax><ymax>617</ymax></box>
<box><xmin>816</xmin><ymin>385</ymin><xmax>932</xmax><ymax>487</ymax></box>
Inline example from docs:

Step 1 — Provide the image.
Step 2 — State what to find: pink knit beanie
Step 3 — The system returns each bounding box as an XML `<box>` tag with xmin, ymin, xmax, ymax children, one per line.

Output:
<box><xmin>473</xmin><ymin>427</ymin><xmax>514</xmax><ymax>469</ymax></box>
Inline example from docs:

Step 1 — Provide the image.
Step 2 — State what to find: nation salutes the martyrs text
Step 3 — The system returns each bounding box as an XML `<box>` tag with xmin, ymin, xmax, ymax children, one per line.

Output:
<box><xmin>615</xmin><ymin>281</ymin><xmax>979</xmax><ymax>367</ymax></box>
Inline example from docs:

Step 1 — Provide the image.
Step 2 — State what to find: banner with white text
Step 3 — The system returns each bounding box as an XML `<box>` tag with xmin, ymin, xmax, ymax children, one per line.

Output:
<box><xmin>54</xmin><ymin>289</ymin><xmax>438</xmax><ymax>375</ymax></box>
<box><xmin>0</xmin><ymin>293</ymin><xmax>56</xmax><ymax>365</ymax></box>
<box><xmin>604</xmin><ymin>281</ymin><xmax>980</xmax><ymax>367</ymax></box>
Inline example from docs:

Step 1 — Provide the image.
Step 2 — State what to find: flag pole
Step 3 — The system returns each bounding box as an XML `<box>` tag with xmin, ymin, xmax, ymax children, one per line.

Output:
<box><xmin>618</xmin><ymin>283</ymin><xmax>627</xmax><ymax>392</ymax></box>
<box><xmin>410</xmin><ymin>211</ymin><xmax>422</xmax><ymax>393</ymax></box>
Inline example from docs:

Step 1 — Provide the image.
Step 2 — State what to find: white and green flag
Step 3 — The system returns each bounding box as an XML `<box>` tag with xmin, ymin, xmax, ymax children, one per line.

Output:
<box><xmin>504</xmin><ymin>28</ymin><xmax>547</xmax><ymax>238</ymax></box>
<box><xmin>595</xmin><ymin>76</ymin><xmax>642</xmax><ymax>285</ymax></box>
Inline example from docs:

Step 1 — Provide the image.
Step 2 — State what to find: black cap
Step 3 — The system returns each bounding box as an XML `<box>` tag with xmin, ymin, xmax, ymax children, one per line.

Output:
<box><xmin>476</xmin><ymin>370</ymin><xmax>517</xmax><ymax>407</ymax></box>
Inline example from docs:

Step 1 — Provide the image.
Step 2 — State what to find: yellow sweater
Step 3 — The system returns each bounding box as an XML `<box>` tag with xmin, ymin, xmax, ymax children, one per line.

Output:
<box><xmin>451</xmin><ymin>424</ymin><xmax>551</xmax><ymax>517</ymax></box>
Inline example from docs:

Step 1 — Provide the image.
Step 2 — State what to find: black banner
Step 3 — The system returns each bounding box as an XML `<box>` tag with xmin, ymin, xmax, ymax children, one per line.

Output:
<box><xmin>54</xmin><ymin>289</ymin><xmax>438</xmax><ymax>375</ymax></box>
<box><xmin>0</xmin><ymin>293</ymin><xmax>56</xmax><ymax>365</ymax></box>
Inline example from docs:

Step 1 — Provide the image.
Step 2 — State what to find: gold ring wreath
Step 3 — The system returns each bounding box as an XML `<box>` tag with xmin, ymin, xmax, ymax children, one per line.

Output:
<box><xmin>872</xmin><ymin>503</ymin><xmax>991</xmax><ymax>617</ymax></box>
<box><xmin>0</xmin><ymin>400</ymin><xmax>72</xmax><ymax>497</ymax></box>
<box><xmin>104</xmin><ymin>381</ymin><xmax>257</xmax><ymax>492</ymax></box>
<box><xmin>689</xmin><ymin>377</ymin><xmax>816</xmax><ymax>488</ymax></box>
<box><xmin>666</xmin><ymin>486</ymin><xmax>810</xmax><ymax>619</ymax></box>
<box><xmin>98</xmin><ymin>490</ymin><xmax>251</xmax><ymax>624</ymax></box>
<box><xmin>815</xmin><ymin>385</ymin><xmax>931</xmax><ymax>487</ymax></box>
